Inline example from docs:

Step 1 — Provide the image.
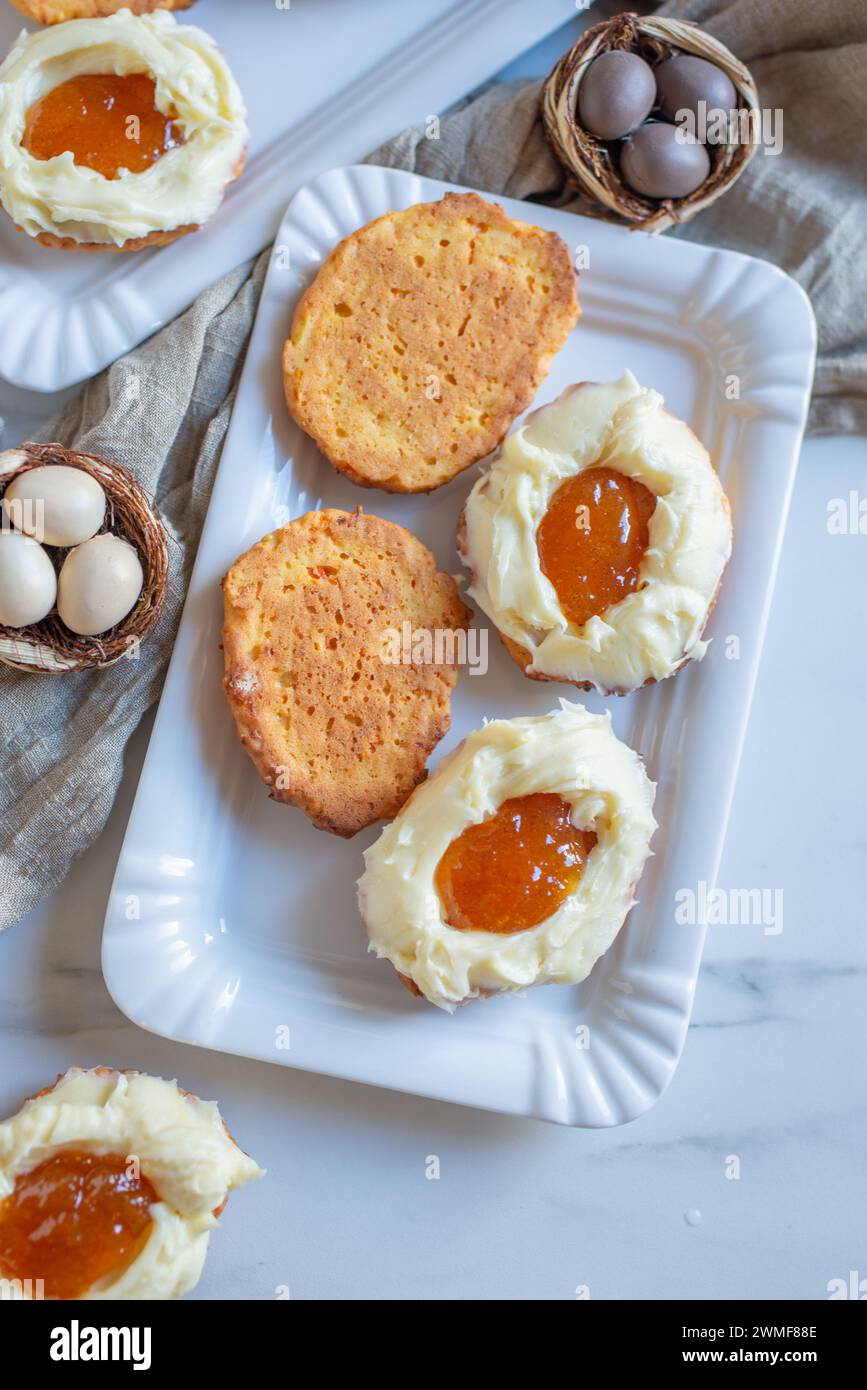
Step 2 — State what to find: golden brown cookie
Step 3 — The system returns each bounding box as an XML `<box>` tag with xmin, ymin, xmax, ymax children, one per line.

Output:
<box><xmin>221</xmin><ymin>509</ymin><xmax>472</xmax><ymax>838</ymax></box>
<box><xmin>282</xmin><ymin>192</ymin><xmax>579</xmax><ymax>493</ymax></box>
<box><xmin>8</xmin><ymin>0</ymin><xmax>196</xmax><ymax>21</ymax></box>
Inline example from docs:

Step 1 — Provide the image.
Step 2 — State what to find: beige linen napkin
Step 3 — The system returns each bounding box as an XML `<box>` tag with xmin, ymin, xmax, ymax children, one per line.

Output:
<box><xmin>0</xmin><ymin>254</ymin><xmax>269</xmax><ymax>929</ymax></box>
<box><xmin>1</xmin><ymin>1</ymin><xmax>862</xmax><ymax>928</ymax></box>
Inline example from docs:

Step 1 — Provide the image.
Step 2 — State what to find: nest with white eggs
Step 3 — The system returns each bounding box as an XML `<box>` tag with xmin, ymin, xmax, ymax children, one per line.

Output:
<box><xmin>541</xmin><ymin>12</ymin><xmax>760</xmax><ymax>233</ymax></box>
<box><xmin>0</xmin><ymin>442</ymin><xmax>168</xmax><ymax>674</ymax></box>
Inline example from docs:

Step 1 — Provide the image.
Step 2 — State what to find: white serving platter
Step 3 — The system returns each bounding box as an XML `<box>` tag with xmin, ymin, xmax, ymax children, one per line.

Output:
<box><xmin>0</xmin><ymin>0</ymin><xmax>575</xmax><ymax>392</ymax></box>
<box><xmin>102</xmin><ymin>165</ymin><xmax>815</xmax><ymax>1127</ymax></box>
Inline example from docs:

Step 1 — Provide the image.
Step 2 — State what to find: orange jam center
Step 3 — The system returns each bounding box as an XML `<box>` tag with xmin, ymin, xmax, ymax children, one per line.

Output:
<box><xmin>22</xmin><ymin>73</ymin><xmax>182</xmax><ymax>180</ymax></box>
<box><xmin>0</xmin><ymin>1149</ymin><xmax>157</xmax><ymax>1300</ymax></box>
<box><xmin>537</xmin><ymin>465</ymin><xmax>657</xmax><ymax>629</ymax></box>
<box><xmin>434</xmin><ymin>792</ymin><xmax>597</xmax><ymax>934</ymax></box>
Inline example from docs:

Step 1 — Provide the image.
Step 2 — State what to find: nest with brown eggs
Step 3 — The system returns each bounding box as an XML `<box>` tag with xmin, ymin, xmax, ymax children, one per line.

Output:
<box><xmin>541</xmin><ymin>12</ymin><xmax>760</xmax><ymax>233</ymax></box>
<box><xmin>0</xmin><ymin>442</ymin><xmax>168</xmax><ymax>674</ymax></box>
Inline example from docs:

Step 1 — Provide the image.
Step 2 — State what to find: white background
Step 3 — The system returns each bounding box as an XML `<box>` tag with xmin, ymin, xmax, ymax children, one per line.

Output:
<box><xmin>1</xmin><ymin>16</ymin><xmax>865</xmax><ymax>1301</ymax></box>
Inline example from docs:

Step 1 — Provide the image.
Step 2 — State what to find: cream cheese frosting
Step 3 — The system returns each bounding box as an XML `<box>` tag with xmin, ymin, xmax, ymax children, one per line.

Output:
<box><xmin>460</xmin><ymin>373</ymin><xmax>732</xmax><ymax>693</ymax></box>
<box><xmin>0</xmin><ymin>1068</ymin><xmax>263</xmax><ymax>1300</ymax></box>
<box><xmin>359</xmin><ymin>701</ymin><xmax>656</xmax><ymax>1012</ymax></box>
<box><xmin>0</xmin><ymin>10</ymin><xmax>248</xmax><ymax>246</ymax></box>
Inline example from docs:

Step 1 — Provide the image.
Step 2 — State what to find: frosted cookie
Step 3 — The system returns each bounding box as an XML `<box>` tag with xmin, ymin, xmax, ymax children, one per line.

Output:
<box><xmin>359</xmin><ymin>702</ymin><xmax>656</xmax><ymax>1012</ymax></box>
<box><xmin>459</xmin><ymin>373</ymin><xmax>732</xmax><ymax>694</ymax></box>
<box><xmin>8</xmin><ymin>2</ymin><xmax>197</xmax><ymax>24</ymax></box>
<box><xmin>0</xmin><ymin>1067</ymin><xmax>262</xmax><ymax>1301</ymax></box>
<box><xmin>0</xmin><ymin>10</ymin><xmax>246</xmax><ymax>250</ymax></box>
<box><xmin>282</xmin><ymin>192</ymin><xmax>579</xmax><ymax>492</ymax></box>
<box><xmin>222</xmin><ymin>508</ymin><xmax>471</xmax><ymax>838</ymax></box>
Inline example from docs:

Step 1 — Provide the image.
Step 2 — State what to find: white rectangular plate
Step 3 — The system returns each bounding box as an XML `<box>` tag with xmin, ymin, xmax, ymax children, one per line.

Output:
<box><xmin>102</xmin><ymin>165</ymin><xmax>815</xmax><ymax>1127</ymax></box>
<box><xmin>0</xmin><ymin>0</ymin><xmax>574</xmax><ymax>391</ymax></box>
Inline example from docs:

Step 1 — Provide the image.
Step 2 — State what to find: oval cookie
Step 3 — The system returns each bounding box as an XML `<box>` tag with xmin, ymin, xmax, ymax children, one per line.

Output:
<box><xmin>282</xmin><ymin>192</ymin><xmax>579</xmax><ymax>493</ymax></box>
<box><xmin>221</xmin><ymin>509</ymin><xmax>472</xmax><ymax>837</ymax></box>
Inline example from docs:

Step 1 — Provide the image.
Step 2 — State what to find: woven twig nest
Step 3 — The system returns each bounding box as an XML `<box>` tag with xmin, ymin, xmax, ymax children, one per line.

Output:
<box><xmin>542</xmin><ymin>12</ymin><xmax>760</xmax><ymax>233</ymax></box>
<box><xmin>0</xmin><ymin>442</ymin><xmax>168</xmax><ymax>673</ymax></box>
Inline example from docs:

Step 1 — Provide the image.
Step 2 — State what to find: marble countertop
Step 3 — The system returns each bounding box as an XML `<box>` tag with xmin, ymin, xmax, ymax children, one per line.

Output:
<box><xmin>1</xmin><ymin>20</ymin><xmax>865</xmax><ymax>1302</ymax></box>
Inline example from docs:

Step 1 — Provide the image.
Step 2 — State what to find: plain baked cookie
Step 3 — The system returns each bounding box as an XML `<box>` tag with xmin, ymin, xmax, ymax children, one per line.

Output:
<box><xmin>282</xmin><ymin>192</ymin><xmax>579</xmax><ymax>493</ymax></box>
<box><xmin>8</xmin><ymin>1</ymin><xmax>197</xmax><ymax>20</ymax></box>
<box><xmin>221</xmin><ymin>509</ymin><xmax>472</xmax><ymax>838</ymax></box>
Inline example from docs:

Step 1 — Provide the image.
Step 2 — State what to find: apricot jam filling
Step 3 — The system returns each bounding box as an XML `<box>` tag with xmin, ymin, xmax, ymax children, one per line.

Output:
<box><xmin>22</xmin><ymin>73</ymin><xmax>182</xmax><ymax>180</ymax></box>
<box><xmin>435</xmin><ymin>792</ymin><xmax>597</xmax><ymax>934</ymax></box>
<box><xmin>0</xmin><ymin>1148</ymin><xmax>157</xmax><ymax>1299</ymax></box>
<box><xmin>537</xmin><ymin>464</ymin><xmax>657</xmax><ymax>629</ymax></box>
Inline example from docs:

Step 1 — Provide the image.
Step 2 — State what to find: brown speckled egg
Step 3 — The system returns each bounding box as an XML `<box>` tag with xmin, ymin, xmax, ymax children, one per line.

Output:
<box><xmin>620</xmin><ymin>122</ymin><xmax>711</xmax><ymax>199</ymax></box>
<box><xmin>577</xmin><ymin>50</ymin><xmax>657</xmax><ymax>141</ymax></box>
<box><xmin>655</xmin><ymin>54</ymin><xmax>737</xmax><ymax>125</ymax></box>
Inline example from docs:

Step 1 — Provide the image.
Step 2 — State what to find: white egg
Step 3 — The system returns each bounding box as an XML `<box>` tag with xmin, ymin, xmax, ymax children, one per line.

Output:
<box><xmin>3</xmin><ymin>464</ymin><xmax>106</xmax><ymax>547</ymax></box>
<box><xmin>0</xmin><ymin>530</ymin><xmax>57</xmax><ymax>627</ymax></box>
<box><xmin>57</xmin><ymin>533</ymin><xmax>144</xmax><ymax>637</ymax></box>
